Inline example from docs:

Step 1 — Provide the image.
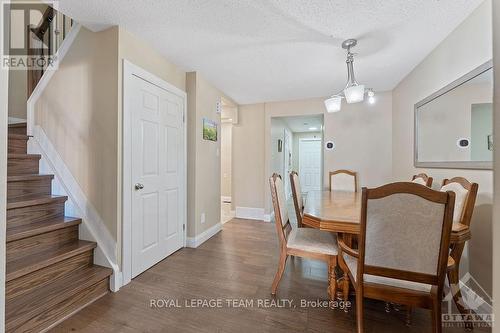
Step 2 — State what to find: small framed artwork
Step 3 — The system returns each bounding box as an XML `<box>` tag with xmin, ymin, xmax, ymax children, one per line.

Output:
<box><xmin>487</xmin><ymin>134</ymin><xmax>493</xmax><ymax>151</ymax></box>
<box><xmin>278</xmin><ymin>139</ymin><xmax>283</xmax><ymax>152</ymax></box>
<box><xmin>203</xmin><ymin>118</ymin><xmax>218</xmax><ymax>142</ymax></box>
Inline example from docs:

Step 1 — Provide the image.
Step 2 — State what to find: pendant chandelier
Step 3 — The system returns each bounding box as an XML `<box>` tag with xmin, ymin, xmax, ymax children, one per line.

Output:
<box><xmin>325</xmin><ymin>39</ymin><xmax>375</xmax><ymax>113</ymax></box>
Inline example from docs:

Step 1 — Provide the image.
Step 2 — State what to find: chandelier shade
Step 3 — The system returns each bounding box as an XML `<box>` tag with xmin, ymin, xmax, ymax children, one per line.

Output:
<box><xmin>324</xmin><ymin>96</ymin><xmax>342</xmax><ymax>113</ymax></box>
<box><xmin>325</xmin><ymin>39</ymin><xmax>374</xmax><ymax>112</ymax></box>
<box><xmin>344</xmin><ymin>84</ymin><xmax>365</xmax><ymax>104</ymax></box>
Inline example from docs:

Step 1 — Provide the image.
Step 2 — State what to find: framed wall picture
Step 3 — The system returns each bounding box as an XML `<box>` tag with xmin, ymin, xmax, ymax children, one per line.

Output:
<box><xmin>203</xmin><ymin>118</ymin><xmax>218</xmax><ymax>141</ymax></box>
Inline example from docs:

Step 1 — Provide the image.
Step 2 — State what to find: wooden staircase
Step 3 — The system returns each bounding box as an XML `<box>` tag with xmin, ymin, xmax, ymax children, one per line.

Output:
<box><xmin>5</xmin><ymin>123</ymin><xmax>112</xmax><ymax>332</ymax></box>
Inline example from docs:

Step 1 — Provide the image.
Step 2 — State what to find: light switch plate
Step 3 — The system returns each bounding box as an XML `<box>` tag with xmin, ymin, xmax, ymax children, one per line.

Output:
<box><xmin>201</xmin><ymin>213</ymin><xmax>206</xmax><ymax>224</ymax></box>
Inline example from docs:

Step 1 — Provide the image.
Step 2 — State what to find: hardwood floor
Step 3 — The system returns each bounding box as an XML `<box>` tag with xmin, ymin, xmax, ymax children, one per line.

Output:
<box><xmin>51</xmin><ymin>219</ymin><xmax>491</xmax><ymax>333</ymax></box>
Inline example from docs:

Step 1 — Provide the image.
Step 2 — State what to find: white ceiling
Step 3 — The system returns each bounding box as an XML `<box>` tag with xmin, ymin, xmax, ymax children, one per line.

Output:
<box><xmin>58</xmin><ymin>0</ymin><xmax>484</xmax><ymax>104</ymax></box>
<box><xmin>281</xmin><ymin>115</ymin><xmax>324</xmax><ymax>133</ymax></box>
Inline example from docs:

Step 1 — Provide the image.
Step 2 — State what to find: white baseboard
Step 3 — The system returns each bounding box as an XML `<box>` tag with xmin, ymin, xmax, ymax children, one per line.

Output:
<box><xmin>29</xmin><ymin>126</ymin><xmax>120</xmax><ymax>291</ymax></box>
<box><xmin>186</xmin><ymin>222</ymin><xmax>222</xmax><ymax>248</ymax></box>
<box><xmin>235</xmin><ymin>207</ymin><xmax>270</xmax><ymax>222</ymax></box>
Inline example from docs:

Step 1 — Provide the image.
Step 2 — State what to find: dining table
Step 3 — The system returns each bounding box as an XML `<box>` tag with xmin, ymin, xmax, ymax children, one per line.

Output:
<box><xmin>302</xmin><ymin>190</ymin><xmax>361</xmax><ymax>247</ymax></box>
<box><xmin>302</xmin><ymin>189</ymin><xmax>471</xmax><ymax>244</ymax></box>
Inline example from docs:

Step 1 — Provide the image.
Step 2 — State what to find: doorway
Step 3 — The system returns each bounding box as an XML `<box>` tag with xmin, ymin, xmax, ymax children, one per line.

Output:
<box><xmin>220</xmin><ymin>103</ymin><xmax>236</xmax><ymax>224</ymax></box>
<box><xmin>270</xmin><ymin>114</ymin><xmax>324</xmax><ymax>196</ymax></box>
<box><xmin>122</xmin><ymin>61</ymin><xmax>187</xmax><ymax>284</ymax></box>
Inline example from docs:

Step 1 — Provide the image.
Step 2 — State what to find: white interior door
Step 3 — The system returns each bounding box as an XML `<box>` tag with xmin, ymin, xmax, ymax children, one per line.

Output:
<box><xmin>130</xmin><ymin>73</ymin><xmax>185</xmax><ymax>278</ymax></box>
<box><xmin>299</xmin><ymin>139</ymin><xmax>322</xmax><ymax>193</ymax></box>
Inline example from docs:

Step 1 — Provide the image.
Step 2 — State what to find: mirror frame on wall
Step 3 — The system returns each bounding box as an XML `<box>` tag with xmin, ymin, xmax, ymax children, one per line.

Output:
<box><xmin>414</xmin><ymin>60</ymin><xmax>493</xmax><ymax>170</ymax></box>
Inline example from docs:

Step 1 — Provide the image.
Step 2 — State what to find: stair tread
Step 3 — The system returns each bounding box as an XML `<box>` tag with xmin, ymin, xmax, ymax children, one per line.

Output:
<box><xmin>7</xmin><ymin>174</ymin><xmax>54</xmax><ymax>182</ymax></box>
<box><xmin>8</xmin><ymin>134</ymin><xmax>29</xmax><ymax>140</ymax></box>
<box><xmin>6</xmin><ymin>240</ymin><xmax>97</xmax><ymax>282</ymax></box>
<box><xmin>7</xmin><ymin>194</ymin><xmax>67</xmax><ymax>210</ymax></box>
<box><xmin>8</xmin><ymin>153</ymin><xmax>41</xmax><ymax>159</ymax></box>
<box><xmin>6</xmin><ymin>265</ymin><xmax>112</xmax><ymax>330</ymax></box>
<box><xmin>8</xmin><ymin>122</ymin><xmax>27</xmax><ymax>127</ymax></box>
<box><xmin>7</xmin><ymin>216</ymin><xmax>81</xmax><ymax>242</ymax></box>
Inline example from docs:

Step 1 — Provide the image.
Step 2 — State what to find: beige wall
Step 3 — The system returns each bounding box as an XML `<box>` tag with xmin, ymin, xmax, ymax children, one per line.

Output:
<box><xmin>232</xmin><ymin>104</ymin><xmax>266</xmax><ymax>209</ymax></box>
<box><xmin>8</xmin><ymin>69</ymin><xmax>27</xmax><ymax>119</ymax></box>
<box><xmin>35</xmin><ymin>27</ymin><xmax>119</xmax><ymax>241</ymax></box>
<box><xmin>492</xmin><ymin>0</ymin><xmax>500</xmax><ymax>328</ymax></box>
<box><xmin>392</xmin><ymin>0</ymin><xmax>493</xmax><ymax>294</ymax></box>
<box><xmin>186</xmin><ymin>72</ymin><xmax>236</xmax><ymax>237</ymax></box>
<box><xmin>232</xmin><ymin>92</ymin><xmax>393</xmax><ymax>214</ymax></box>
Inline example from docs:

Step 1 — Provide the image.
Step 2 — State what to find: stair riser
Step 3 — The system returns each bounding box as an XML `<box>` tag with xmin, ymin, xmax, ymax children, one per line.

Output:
<box><xmin>7</xmin><ymin>226</ymin><xmax>79</xmax><ymax>262</ymax></box>
<box><xmin>11</xmin><ymin>278</ymin><xmax>109</xmax><ymax>333</ymax></box>
<box><xmin>8</xmin><ymin>138</ymin><xmax>28</xmax><ymax>154</ymax></box>
<box><xmin>7</xmin><ymin>178</ymin><xmax>52</xmax><ymax>199</ymax></box>
<box><xmin>7</xmin><ymin>202</ymin><xmax>65</xmax><ymax>228</ymax></box>
<box><xmin>8</xmin><ymin>158</ymin><xmax>40</xmax><ymax>176</ymax></box>
<box><xmin>6</xmin><ymin>251</ymin><xmax>93</xmax><ymax>301</ymax></box>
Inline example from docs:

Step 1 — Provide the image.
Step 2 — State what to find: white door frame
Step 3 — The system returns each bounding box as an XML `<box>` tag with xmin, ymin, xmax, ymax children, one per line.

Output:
<box><xmin>298</xmin><ymin>138</ymin><xmax>323</xmax><ymax>192</ymax></box>
<box><xmin>122</xmin><ymin>60</ymin><xmax>187</xmax><ymax>286</ymax></box>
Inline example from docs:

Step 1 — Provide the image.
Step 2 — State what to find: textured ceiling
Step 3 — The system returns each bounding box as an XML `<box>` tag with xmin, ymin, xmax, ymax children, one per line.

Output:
<box><xmin>58</xmin><ymin>0</ymin><xmax>484</xmax><ymax>104</ymax></box>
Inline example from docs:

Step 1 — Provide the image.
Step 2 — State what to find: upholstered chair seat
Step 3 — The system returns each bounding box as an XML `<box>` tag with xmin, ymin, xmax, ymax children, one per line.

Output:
<box><xmin>288</xmin><ymin>229</ymin><xmax>338</xmax><ymax>256</ymax></box>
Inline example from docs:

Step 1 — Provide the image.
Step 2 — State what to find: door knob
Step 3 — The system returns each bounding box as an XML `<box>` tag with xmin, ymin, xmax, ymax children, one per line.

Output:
<box><xmin>135</xmin><ymin>183</ymin><xmax>144</xmax><ymax>190</ymax></box>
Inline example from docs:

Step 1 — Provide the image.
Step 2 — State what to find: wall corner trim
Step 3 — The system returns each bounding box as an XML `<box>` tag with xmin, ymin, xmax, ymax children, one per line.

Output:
<box><xmin>186</xmin><ymin>222</ymin><xmax>222</xmax><ymax>248</ymax></box>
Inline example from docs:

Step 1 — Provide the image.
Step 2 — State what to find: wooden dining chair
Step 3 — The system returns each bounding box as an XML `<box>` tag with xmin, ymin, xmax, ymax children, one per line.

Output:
<box><xmin>329</xmin><ymin>169</ymin><xmax>358</xmax><ymax>192</ymax></box>
<box><xmin>290</xmin><ymin>171</ymin><xmax>304</xmax><ymax>227</ymax></box>
<box><xmin>269</xmin><ymin>173</ymin><xmax>338</xmax><ymax>299</ymax></box>
<box><xmin>441</xmin><ymin>177</ymin><xmax>478</xmax><ymax>328</ymax></box>
<box><xmin>338</xmin><ymin>182</ymin><xmax>455</xmax><ymax>333</ymax></box>
<box><xmin>412</xmin><ymin>173</ymin><xmax>433</xmax><ymax>187</ymax></box>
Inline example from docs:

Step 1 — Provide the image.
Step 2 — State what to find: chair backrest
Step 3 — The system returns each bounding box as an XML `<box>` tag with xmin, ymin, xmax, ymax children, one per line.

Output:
<box><xmin>358</xmin><ymin>182</ymin><xmax>455</xmax><ymax>289</ymax></box>
<box><xmin>412</xmin><ymin>173</ymin><xmax>433</xmax><ymax>187</ymax></box>
<box><xmin>441</xmin><ymin>177</ymin><xmax>478</xmax><ymax>226</ymax></box>
<box><xmin>289</xmin><ymin>171</ymin><xmax>303</xmax><ymax>226</ymax></box>
<box><xmin>329</xmin><ymin>169</ymin><xmax>357</xmax><ymax>192</ymax></box>
<box><xmin>269</xmin><ymin>173</ymin><xmax>292</xmax><ymax>247</ymax></box>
